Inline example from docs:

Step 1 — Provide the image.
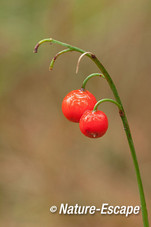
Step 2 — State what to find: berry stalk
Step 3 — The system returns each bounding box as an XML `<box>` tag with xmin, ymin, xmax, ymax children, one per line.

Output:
<box><xmin>93</xmin><ymin>98</ymin><xmax>122</xmax><ymax>111</ymax></box>
<box><xmin>81</xmin><ymin>73</ymin><xmax>105</xmax><ymax>89</ymax></box>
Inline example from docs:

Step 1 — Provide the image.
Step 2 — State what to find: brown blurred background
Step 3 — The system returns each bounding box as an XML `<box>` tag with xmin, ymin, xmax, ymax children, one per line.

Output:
<box><xmin>0</xmin><ymin>0</ymin><xmax>151</xmax><ymax>226</ymax></box>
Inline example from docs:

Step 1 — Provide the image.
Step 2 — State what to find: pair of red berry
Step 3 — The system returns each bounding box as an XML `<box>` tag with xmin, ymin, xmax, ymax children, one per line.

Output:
<box><xmin>62</xmin><ymin>89</ymin><xmax>108</xmax><ymax>138</ymax></box>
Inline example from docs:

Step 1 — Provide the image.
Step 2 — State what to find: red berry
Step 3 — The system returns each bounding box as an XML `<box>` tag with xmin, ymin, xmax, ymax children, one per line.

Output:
<box><xmin>79</xmin><ymin>110</ymin><xmax>108</xmax><ymax>138</ymax></box>
<box><xmin>62</xmin><ymin>89</ymin><xmax>97</xmax><ymax>123</ymax></box>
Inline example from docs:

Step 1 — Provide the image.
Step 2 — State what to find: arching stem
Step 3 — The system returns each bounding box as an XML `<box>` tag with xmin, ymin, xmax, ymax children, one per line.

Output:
<box><xmin>34</xmin><ymin>38</ymin><xmax>149</xmax><ymax>227</ymax></box>
<box><xmin>76</xmin><ymin>52</ymin><xmax>93</xmax><ymax>74</ymax></box>
<box><xmin>91</xmin><ymin>57</ymin><xmax>149</xmax><ymax>227</ymax></box>
<box><xmin>93</xmin><ymin>98</ymin><xmax>122</xmax><ymax>111</ymax></box>
<box><xmin>49</xmin><ymin>48</ymin><xmax>72</xmax><ymax>70</ymax></box>
<box><xmin>81</xmin><ymin>73</ymin><xmax>105</xmax><ymax>89</ymax></box>
<box><xmin>34</xmin><ymin>38</ymin><xmax>85</xmax><ymax>53</ymax></box>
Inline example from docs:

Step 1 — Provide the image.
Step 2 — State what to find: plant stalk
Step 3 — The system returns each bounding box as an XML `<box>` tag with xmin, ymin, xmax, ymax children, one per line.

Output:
<box><xmin>34</xmin><ymin>38</ymin><xmax>149</xmax><ymax>226</ymax></box>
<box><xmin>93</xmin><ymin>98</ymin><xmax>122</xmax><ymax>111</ymax></box>
<box><xmin>81</xmin><ymin>73</ymin><xmax>105</xmax><ymax>89</ymax></box>
<box><xmin>91</xmin><ymin>57</ymin><xmax>149</xmax><ymax>227</ymax></box>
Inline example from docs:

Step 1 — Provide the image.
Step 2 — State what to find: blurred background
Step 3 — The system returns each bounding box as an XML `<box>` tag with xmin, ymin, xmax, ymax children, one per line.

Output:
<box><xmin>0</xmin><ymin>0</ymin><xmax>151</xmax><ymax>226</ymax></box>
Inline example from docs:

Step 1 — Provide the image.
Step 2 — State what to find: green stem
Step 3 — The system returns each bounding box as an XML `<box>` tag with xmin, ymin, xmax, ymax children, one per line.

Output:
<box><xmin>34</xmin><ymin>38</ymin><xmax>85</xmax><ymax>53</ymax></box>
<box><xmin>81</xmin><ymin>73</ymin><xmax>105</xmax><ymax>89</ymax></box>
<box><xmin>89</xmin><ymin>56</ymin><xmax>149</xmax><ymax>227</ymax></box>
<box><xmin>49</xmin><ymin>48</ymin><xmax>72</xmax><ymax>70</ymax></box>
<box><xmin>34</xmin><ymin>38</ymin><xmax>149</xmax><ymax>227</ymax></box>
<box><xmin>93</xmin><ymin>98</ymin><xmax>122</xmax><ymax>111</ymax></box>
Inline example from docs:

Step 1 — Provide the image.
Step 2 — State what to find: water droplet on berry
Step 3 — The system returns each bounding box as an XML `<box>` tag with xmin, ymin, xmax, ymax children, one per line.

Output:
<box><xmin>91</xmin><ymin>132</ymin><xmax>98</xmax><ymax>138</ymax></box>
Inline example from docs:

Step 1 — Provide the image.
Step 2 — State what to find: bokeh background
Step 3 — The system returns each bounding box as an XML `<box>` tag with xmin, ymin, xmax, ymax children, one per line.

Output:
<box><xmin>0</xmin><ymin>0</ymin><xmax>151</xmax><ymax>226</ymax></box>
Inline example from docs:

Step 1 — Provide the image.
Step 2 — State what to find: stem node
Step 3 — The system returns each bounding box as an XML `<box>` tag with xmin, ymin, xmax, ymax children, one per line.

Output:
<box><xmin>119</xmin><ymin>110</ymin><xmax>125</xmax><ymax>117</ymax></box>
<box><xmin>91</xmin><ymin>54</ymin><xmax>96</xmax><ymax>59</ymax></box>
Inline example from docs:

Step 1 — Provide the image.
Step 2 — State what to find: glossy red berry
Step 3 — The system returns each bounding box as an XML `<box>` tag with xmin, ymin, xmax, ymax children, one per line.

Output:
<box><xmin>79</xmin><ymin>110</ymin><xmax>108</xmax><ymax>138</ymax></box>
<box><xmin>62</xmin><ymin>89</ymin><xmax>97</xmax><ymax>123</ymax></box>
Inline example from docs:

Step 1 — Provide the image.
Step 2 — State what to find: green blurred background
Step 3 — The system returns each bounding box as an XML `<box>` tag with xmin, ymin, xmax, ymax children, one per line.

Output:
<box><xmin>0</xmin><ymin>0</ymin><xmax>151</xmax><ymax>226</ymax></box>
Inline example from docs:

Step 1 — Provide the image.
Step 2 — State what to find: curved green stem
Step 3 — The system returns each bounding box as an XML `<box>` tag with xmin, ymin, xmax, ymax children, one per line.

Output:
<box><xmin>49</xmin><ymin>48</ymin><xmax>72</xmax><ymax>70</ymax></box>
<box><xmin>34</xmin><ymin>38</ymin><xmax>149</xmax><ymax>227</ymax></box>
<box><xmin>34</xmin><ymin>38</ymin><xmax>85</xmax><ymax>53</ymax></box>
<box><xmin>81</xmin><ymin>73</ymin><xmax>105</xmax><ymax>89</ymax></box>
<box><xmin>90</xmin><ymin>56</ymin><xmax>149</xmax><ymax>227</ymax></box>
<box><xmin>93</xmin><ymin>98</ymin><xmax>122</xmax><ymax>111</ymax></box>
